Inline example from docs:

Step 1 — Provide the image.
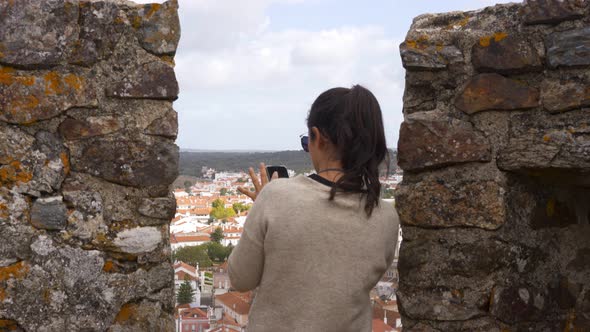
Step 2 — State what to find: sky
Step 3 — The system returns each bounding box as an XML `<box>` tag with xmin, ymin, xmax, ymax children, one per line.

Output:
<box><xmin>136</xmin><ymin>0</ymin><xmax>516</xmax><ymax>151</ymax></box>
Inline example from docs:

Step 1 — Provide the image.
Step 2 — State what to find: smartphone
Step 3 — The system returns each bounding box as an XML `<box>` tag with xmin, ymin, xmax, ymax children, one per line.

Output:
<box><xmin>266</xmin><ymin>165</ymin><xmax>289</xmax><ymax>180</ymax></box>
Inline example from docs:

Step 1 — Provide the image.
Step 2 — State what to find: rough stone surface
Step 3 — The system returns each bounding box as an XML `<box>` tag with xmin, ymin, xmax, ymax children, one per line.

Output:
<box><xmin>30</xmin><ymin>197</ymin><xmax>68</xmax><ymax>231</ymax></box>
<box><xmin>69</xmin><ymin>1</ymin><xmax>128</xmax><ymax>66</ymax></box>
<box><xmin>144</xmin><ymin>110</ymin><xmax>178</xmax><ymax>139</ymax></box>
<box><xmin>0</xmin><ymin>67</ymin><xmax>98</xmax><ymax>124</ymax></box>
<box><xmin>58</xmin><ymin>116</ymin><xmax>124</xmax><ymax>140</ymax></box>
<box><xmin>113</xmin><ymin>227</ymin><xmax>162</xmax><ymax>254</ymax></box>
<box><xmin>0</xmin><ymin>0</ymin><xmax>178</xmax><ymax>329</ymax></box>
<box><xmin>546</xmin><ymin>27</ymin><xmax>590</xmax><ymax>68</ymax></box>
<box><xmin>455</xmin><ymin>73</ymin><xmax>539</xmax><ymax>114</ymax></box>
<box><xmin>397</xmin><ymin>118</ymin><xmax>492</xmax><ymax>171</ymax></box>
<box><xmin>106</xmin><ymin>61</ymin><xmax>179</xmax><ymax>100</ymax></box>
<box><xmin>133</xmin><ymin>1</ymin><xmax>181</xmax><ymax>56</ymax></box>
<box><xmin>541</xmin><ymin>78</ymin><xmax>590</xmax><ymax>113</ymax></box>
<box><xmin>397</xmin><ymin>3</ymin><xmax>590</xmax><ymax>330</ymax></box>
<box><xmin>400</xmin><ymin>40</ymin><xmax>463</xmax><ymax>71</ymax></box>
<box><xmin>472</xmin><ymin>34</ymin><xmax>542</xmax><ymax>74</ymax></box>
<box><xmin>497</xmin><ymin>110</ymin><xmax>590</xmax><ymax>171</ymax></box>
<box><xmin>521</xmin><ymin>0</ymin><xmax>586</xmax><ymax>25</ymax></box>
<box><xmin>0</xmin><ymin>0</ymin><xmax>78</xmax><ymax>68</ymax></box>
<box><xmin>396</xmin><ymin>179</ymin><xmax>506</xmax><ymax>229</ymax></box>
<box><xmin>69</xmin><ymin>137</ymin><xmax>179</xmax><ymax>187</ymax></box>
<box><xmin>138</xmin><ymin>197</ymin><xmax>176</xmax><ymax>220</ymax></box>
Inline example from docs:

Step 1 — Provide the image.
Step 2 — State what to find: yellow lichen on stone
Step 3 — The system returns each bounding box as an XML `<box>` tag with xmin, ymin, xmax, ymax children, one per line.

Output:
<box><xmin>0</xmin><ymin>160</ymin><xmax>33</xmax><ymax>187</ymax></box>
<box><xmin>0</xmin><ymin>261</ymin><xmax>29</xmax><ymax>281</ymax></box>
<box><xmin>15</xmin><ymin>76</ymin><xmax>35</xmax><ymax>86</ymax></box>
<box><xmin>543</xmin><ymin>135</ymin><xmax>551</xmax><ymax>142</ymax></box>
<box><xmin>146</xmin><ymin>3</ymin><xmax>161</xmax><ymax>19</ymax></box>
<box><xmin>115</xmin><ymin>303</ymin><xmax>137</xmax><ymax>323</ymax></box>
<box><xmin>405</xmin><ymin>35</ymin><xmax>429</xmax><ymax>50</ymax></box>
<box><xmin>60</xmin><ymin>152</ymin><xmax>70</xmax><ymax>176</ymax></box>
<box><xmin>494</xmin><ymin>32</ymin><xmax>508</xmax><ymax>42</ymax></box>
<box><xmin>64</xmin><ymin>74</ymin><xmax>82</xmax><ymax>91</ymax></box>
<box><xmin>480</xmin><ymin>32</ymin><xmax>508</xmax><ymax>47</ymax></box>
<box><xmin>0</xmin><ymin>67</ymin><xmax>15</xmax><ymax>85</ymax></box>
<box><xmin>103</xmin><ymin>260</ymin><xmax>115</xmax><ymax>272</ymax></box>
<box><xmin>0</xmin><ymin>287</ymin><xmax>6</xmax><ymax>301</ymax></box>
<box><xmin>132</xmin><ymin>15</ymin><xmax>142</xmax><ymax>29</ymax></box>
<box><xmin>44</xmin><ymin>71</ymin><xmax>64</xmax><ymax>95</ymax></box>
<box><xmin>9</xmin><ymin>95</ymin><xmax>40</xmax><ymax>115</ymax></box>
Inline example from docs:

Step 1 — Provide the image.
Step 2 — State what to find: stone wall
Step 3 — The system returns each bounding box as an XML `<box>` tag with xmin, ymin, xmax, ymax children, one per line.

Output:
<box><xmin>0</xmin><ymin>0</ymin><xmax>180</xmax><ymax>331</ymax></box>
<box><xmin>395</xmin><ymin>0</ymin><xmax>590</xmax><ymax>331</ymax></box>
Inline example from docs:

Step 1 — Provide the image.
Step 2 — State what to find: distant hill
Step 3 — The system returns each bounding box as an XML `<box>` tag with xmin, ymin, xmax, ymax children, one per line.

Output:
<box><xmin>179</xmin><ymin>150</ymin><xmax>397</xmax><ymax>177</ymax></box>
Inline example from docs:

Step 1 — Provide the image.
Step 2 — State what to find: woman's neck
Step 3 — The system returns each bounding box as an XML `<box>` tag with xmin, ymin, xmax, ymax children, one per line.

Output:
<box><xmin>316</xmin><ymin>160</ymin><xmax>344</xmax><ymax>183</ymax></box>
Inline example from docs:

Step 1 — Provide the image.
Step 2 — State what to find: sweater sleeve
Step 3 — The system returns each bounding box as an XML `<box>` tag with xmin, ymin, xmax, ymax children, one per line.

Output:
<box><xmin>228</xmin><ymin>185</ymin><xmax>273</xmax><ymax>292</ymax></box>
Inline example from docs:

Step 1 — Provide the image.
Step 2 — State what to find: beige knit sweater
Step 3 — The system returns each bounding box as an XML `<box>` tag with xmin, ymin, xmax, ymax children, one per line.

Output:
<box><xmin>228</xmin><ymin>174</ymin><xmax>400</xmax><ymax>332</ymax></box>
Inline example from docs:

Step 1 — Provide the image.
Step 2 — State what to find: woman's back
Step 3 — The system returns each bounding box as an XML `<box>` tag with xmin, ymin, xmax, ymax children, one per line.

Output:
<box><xmin>228</xmin><ymin>174</ymin><xmax>399</xmax><ymax>332</ymax></box>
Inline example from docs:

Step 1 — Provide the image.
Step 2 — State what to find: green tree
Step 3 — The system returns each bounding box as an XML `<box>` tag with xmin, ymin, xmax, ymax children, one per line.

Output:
<box><xmin>176</xmin><ymin>276</ymin><xmax>195</xmax><ymax>305</ymax></box>
<box><xmin>212</xmin><ymin>198</ymin><xmax>224</xmax><ymax>209</ymax></box>
<box><xmin>173</xmin><ymin>246</ymin><xmax>212</xmax><ymax>267</ymax></box>
<box><xmin>203</xmin><ymin>242</ymin><xmax>226</xmax><ymax>262</ymax></box>
<box><xmin>210</xmin><ymin>199</ymin><xmax>236</xmax><ymax>220</ymax></box>
<box><xmin>220</xmin><ymin>188</ymin><xmax>228</xmax><ymax>196</ymax></box>
<box><xmin>210</xmin><ymin>227</ymin><xmax>224</xmax><ymax>243</ymax></box>
<box><xmin>232</xmin><ymin>202</ymin><xmax>251</xmax><ymax>214</ymax></box>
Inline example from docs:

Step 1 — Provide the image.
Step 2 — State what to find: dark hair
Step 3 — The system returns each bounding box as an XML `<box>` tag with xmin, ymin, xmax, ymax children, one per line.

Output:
<box><xmin>306</xmin><ymin>85</ymin><xmax>388</xmax><ymax>217</ymax></box>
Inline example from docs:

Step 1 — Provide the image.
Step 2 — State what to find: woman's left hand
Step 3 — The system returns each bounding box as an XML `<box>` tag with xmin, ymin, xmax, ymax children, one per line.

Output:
<box><xmin>237</xmin><ymin>163</ymin><xmax>278</xmax><ymax>201</ymax></box>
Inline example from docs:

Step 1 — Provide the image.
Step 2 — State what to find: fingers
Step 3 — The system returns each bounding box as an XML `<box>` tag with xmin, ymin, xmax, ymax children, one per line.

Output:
<box><xmin>260</xmin><ymin>163</ymin><xmax>268</xmax><ymax>186</ymax></box>
<box><xmin>249</xmin><ymin>167</ymin><xmax>261</xmax><ymax>193</ymax></box>
<box><xmin>271</xmin><ymin>171</ymin><xmax>278</xmax><ymax>180</ymax></box>
<box><xmin>237</xmin><ymin>186</ymin><xmax>256</xmax><ymax>201</ymax></box>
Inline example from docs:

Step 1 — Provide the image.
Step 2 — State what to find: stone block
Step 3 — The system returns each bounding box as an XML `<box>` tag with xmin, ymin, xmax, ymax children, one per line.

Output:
<box><xmin>400</xmin><ymin>39</ymin><xmax>463</xmax><ymax>71</ymax></box>
<box><xmin>402</xmin><ymin>84</ymin><xmax>436</xmax><ymax>114</ymax></box>
<box><xmin>0</xmin><ymin>67</ymin><xmax>97</xmax><ymax>124</ymax></box>
<box><xmin>497</xmin><ymin>110</ymin><xmax>590</xmax><ymax>171</ymax></box>
<box><xmin>490</xmin><ymin>285</ymin><xmax>549</xmax><ymax>324</ymax></box>
<box><xmin>397</xmin><ymin>118</ymin><xmax>492</xmax><ymax>171</ymax></box>
<box><xmin>106</xmin><ymin>61</ymin><xmax>178</xmax><ymax>100</ymax></box>
<box><xmin>69</xmin><ymin>1</ymin><xmax>128</xmax><ymax>66</ymax></box>
<box><xmin>113</xmin><ymin>227</ymin><xmax>162</xmax><ymax>254</ymax></box>
<box><xmin>472</xmin><ymin>34</ymin><xmax>542</xmax><ymax>74</ymax></box>
<box><xmin>546</xmin><ymin>27</ymin><xmax>590</xmax><ymax>68</ymax></box>
<box><xmin>144</xmin><ymin>110</ymin><xmax>178</xmax><ymax>139</ymax></box>
<box><xmin>521</xmin><ymin>0</ymin><xmax>586</xmax><ymax>25</ymax></box>
<box><xmin>0</xmin><ymin>0</ymin><xmax>78</xmax><ymax>68</ymax></box>
<box><xmin>133</xmin><ymin>1</ymin><xmax>181</xmax><ymax>56</ymax></box>
<box><xmin>541</xmin><ymin>78</ymin><xmax>590</xmax><ymax>113</ymax></box>
<box><xmin>397</xmin><ymin>285</ymin><xmax>489</xmax><ymax>321</ymax></box>
<box><xmin>395</xmin><ymin>180</ymin><xmax>506</xmax><ymax>230</ymax></box>
<box><xmin>455</xmin><ymin>73</ymin><xmax>539</xmax><ymax>114</ymax></box>
<box><xmin>138</xmin><ymin>197</ymin><xmax>176</xmax><ymax>220</ymax></box>
<box><xmin>30</xmin><ymin>197</ymin><xmax>67</xmax><ymax>231</ymax></box>
<box><xmin>69</xmin><ymin>137</ymin><xmax>179</xmax><ymax>188</ymax></box>
<box><xmin>58</xmin><ymin>117</ymin><xmax>123</xmax><ymax>140</ymax></box>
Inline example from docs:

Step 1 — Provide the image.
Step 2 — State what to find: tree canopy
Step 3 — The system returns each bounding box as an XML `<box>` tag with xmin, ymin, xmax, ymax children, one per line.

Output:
<box><xmin>210</xmin><ymin>227</ymin><xmax>224</xmax><ymax>243</ymax></box>
<box><xmin>173</xmin><ymin>246</ymin><xmax>212</xmax><ymax>267</ymax></box>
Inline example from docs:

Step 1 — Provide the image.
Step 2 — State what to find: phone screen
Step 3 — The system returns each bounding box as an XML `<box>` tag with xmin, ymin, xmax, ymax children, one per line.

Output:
<box><xmin>266</xmin><ymin>166</ymin><xmax>289</xmax><ymax>180</ymax></box>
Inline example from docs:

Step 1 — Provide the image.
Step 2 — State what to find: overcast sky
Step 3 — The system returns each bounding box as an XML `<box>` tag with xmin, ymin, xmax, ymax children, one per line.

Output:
<box><xmin>136</xmin><ymin>0</ymin><xmax>516</xmax><ymax>151</ymax></box>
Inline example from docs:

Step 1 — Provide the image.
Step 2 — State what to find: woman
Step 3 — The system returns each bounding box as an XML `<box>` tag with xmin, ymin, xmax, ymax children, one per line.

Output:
<box><xmin>229</xmin><ymin>85</ymin><xmax>400</xmax><ymax>331</ymax></box>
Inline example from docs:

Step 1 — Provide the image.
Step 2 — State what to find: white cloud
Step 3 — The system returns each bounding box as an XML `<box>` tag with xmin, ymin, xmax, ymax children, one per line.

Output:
<box><xmin>134</xmin><ymin>0</ymin><xmax>405</xmax><ymax>150</ymax></box>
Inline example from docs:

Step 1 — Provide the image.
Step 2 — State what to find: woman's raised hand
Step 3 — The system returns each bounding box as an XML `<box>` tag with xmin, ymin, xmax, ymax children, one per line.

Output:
<box><xmin>237</xmin><ymin>163</ymin><xmax>278</xmax><ymax>201</ymax></box>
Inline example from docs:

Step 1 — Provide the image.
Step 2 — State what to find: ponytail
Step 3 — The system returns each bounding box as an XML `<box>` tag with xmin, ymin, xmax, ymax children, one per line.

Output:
<box><xmin>307</xmin><ymin>85</ymin><xmax>388</xmax><ymax>216</ymax></box>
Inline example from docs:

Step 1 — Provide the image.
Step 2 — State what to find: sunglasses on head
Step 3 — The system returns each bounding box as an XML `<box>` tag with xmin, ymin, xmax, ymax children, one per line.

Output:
<box><xmin>299</xmin><ymin>134</ymin><xmax>309</xmax><ymax>152</ymax></box>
